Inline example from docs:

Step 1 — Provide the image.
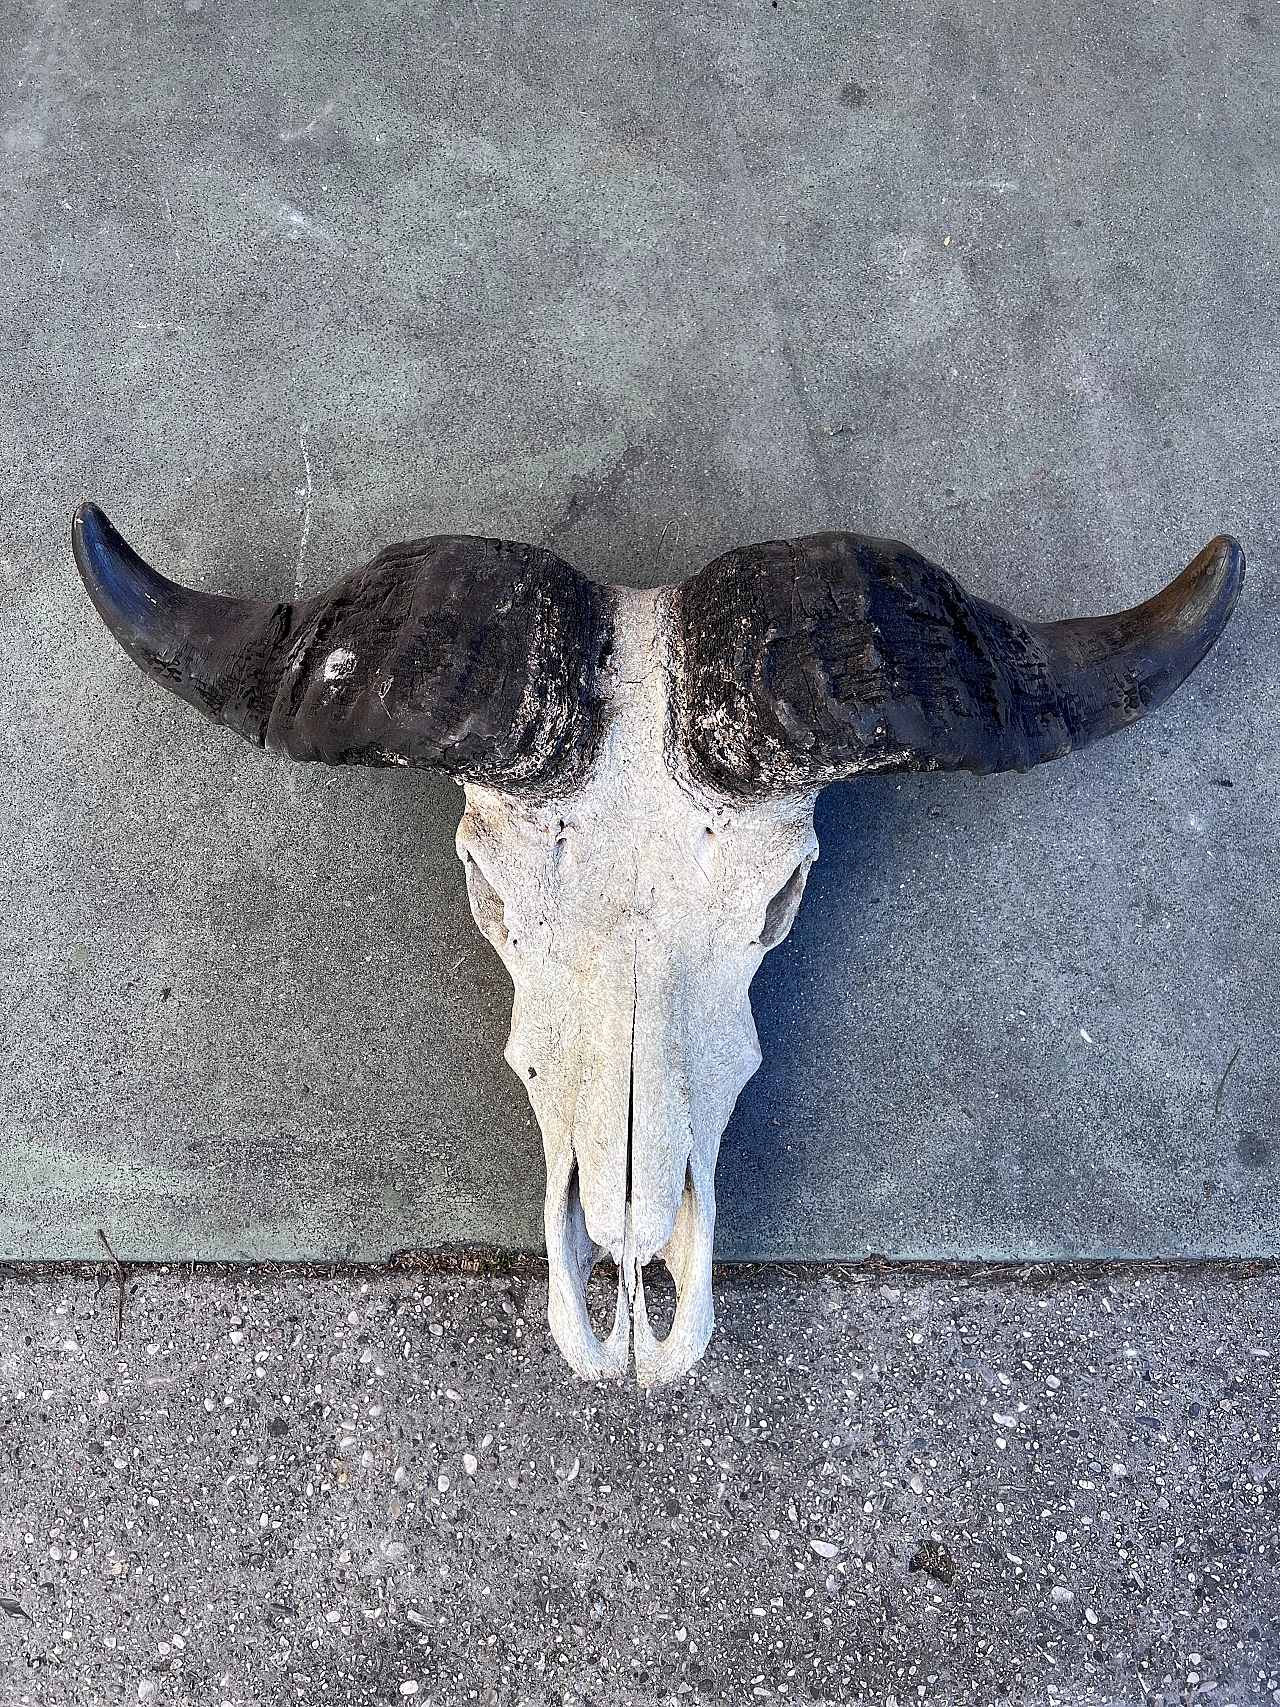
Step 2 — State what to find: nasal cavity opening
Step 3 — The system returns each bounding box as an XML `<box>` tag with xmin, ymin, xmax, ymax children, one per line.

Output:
<box><xmin>464</xmin><ymin>855</ymin><xmax>508</xmax><ymax>946</ymax></box>
<box><xmin>760</xmin><ymin>858</ymin><xmax>811</xmax><ymax>948</ymax></box>
<box><xmin>586</xmin><ymin>1258</ymin><xmax>620</xmax><ymax>1339</ymax></box>
<box><xmin>640</xmin><ymin>1260</ymin><xmax>678</xmax><ymax>1340</ymax></box>
<box><xmin>641</xmin><ymin>1161</ymin><xmax>698</xmax><ymax>1342</ymax></box>
<box><xmin>566</xmin><ymin>1159</ymin><xmax>618</xmax><ymax>1341</ymax></box>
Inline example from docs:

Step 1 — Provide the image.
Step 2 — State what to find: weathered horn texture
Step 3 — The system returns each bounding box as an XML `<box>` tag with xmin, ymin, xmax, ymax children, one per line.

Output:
<box><xmin>671</xmin><ymin>530</ymin><xmax>1245</xmax><ymax>797</ymax></box>
<box><xmin>72</xmin><ymin>502</ymin><xmax>614</xmax><ymax>794</ymax></box>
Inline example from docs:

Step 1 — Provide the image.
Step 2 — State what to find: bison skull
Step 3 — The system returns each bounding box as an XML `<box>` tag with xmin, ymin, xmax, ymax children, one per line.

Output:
<box><xmin>74</xmin><ymin>505</ymin><xmax>1243</xmax><ymax>1384</ymax></box>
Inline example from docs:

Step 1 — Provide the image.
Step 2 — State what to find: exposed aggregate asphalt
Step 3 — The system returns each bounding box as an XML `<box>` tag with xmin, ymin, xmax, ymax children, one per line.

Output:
<box><xmin>0</xmin><ymin>1264</ymin><xmax>1277</xmax><ymax>1707</ymax></box>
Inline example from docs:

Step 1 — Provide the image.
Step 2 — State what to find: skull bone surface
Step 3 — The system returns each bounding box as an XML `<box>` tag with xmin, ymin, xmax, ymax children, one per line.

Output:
<box><xmin>73</xmin><ymin>503</ymin><xmax>1244</xmax><ymax>1384</ymax></box>
<box><xmin>457</xmin><ymin>588</ymin><xmax>818</xmax><ymax>1383</ymax></box>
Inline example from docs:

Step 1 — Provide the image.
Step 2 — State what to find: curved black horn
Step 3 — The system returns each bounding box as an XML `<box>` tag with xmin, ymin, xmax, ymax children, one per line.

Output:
<box><xmin>673</xmin><ymin>529</ymin><xmax>1245</xmax><ymax>797</ymax></box>
<box><xmin>74</xmin><ymin>502</ymin><xmax>296</xmax><ymax>747</ymax></box>
<box><xmin>73</xmin><ymin>503</ymin><xmax>613</xmax><ymax>793</ymax></box>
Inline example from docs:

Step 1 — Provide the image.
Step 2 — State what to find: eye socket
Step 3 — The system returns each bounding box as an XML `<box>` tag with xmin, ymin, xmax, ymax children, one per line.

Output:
<box><xmin>759</xmin><ymin>858</ymin><xmax>812</xmax><ymax>949</ymax></box>
<box><xmin>464</xmin><ymin>856</ymin><xmax>508</xmax><ymax>947</ymax></box>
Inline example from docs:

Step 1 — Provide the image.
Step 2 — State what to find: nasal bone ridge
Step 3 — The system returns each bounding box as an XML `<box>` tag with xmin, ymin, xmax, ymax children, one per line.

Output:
<box><xmin>591</xmin><ymin>1154</ymin><xmax>702</xmax><ymax>1288</ymax></box>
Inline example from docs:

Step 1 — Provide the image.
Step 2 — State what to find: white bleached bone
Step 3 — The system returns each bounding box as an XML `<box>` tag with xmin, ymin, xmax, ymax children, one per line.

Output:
<box><xmin>456</xmin><ymin>589</ymin><xmax>817</xmax><ymax>1384</ymax></box>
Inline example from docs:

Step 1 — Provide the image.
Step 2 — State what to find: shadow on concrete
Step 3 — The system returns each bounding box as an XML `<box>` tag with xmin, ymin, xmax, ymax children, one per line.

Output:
<box><xmin>718</xmin><ymin>776</ymin><xmax>911</xmax><ymax>1254</ymax></box>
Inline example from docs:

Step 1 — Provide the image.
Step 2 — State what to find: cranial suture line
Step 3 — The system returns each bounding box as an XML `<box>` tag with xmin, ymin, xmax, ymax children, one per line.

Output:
<box><xmin>73</xmin><ymin>501</ymin><xmax>1245</xmax><ymax>1385</ymax></box>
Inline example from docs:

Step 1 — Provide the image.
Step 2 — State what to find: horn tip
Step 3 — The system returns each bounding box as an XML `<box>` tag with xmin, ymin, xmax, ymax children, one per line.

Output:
<box><xmin>71</xmin><ymin>501</ymin><xmax>126</xmax><ymax>594</ymax></box>
<box><xmin>1190</xmin><ymin>531</ymin><xmax>1246</xmax><ymax>629</ymax></box>
<box><xmin>71</xmin><ymin>499</ymin><xmax>110</xmax><ymax>550</ymax></box>
<box><xmin>70</xmin><ymin>502</ymin><xmax>174</xmax><ymax>648</ymax></box>
<box><xmin>1202</xmin><ymin>532</ymin><xmax>1245</xmax><ymax>583</ymax></box>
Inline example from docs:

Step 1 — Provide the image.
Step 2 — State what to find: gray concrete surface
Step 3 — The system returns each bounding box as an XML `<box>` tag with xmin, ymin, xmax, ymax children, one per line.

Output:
<box><xmin>1</xmin><ymin>0</ymin><xmax>1277</xmax><ymax>1261</ymax></box>
<box><xmin>0</xmin><ymin>1261</ymin><xmax>1277</xmax><ymax>1705</ymax></box>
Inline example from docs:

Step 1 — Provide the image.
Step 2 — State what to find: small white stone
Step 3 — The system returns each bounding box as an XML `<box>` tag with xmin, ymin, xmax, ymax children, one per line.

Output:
<box><xmin>399</xmin><ymin>1684</ymin><xmax>419</xmax><ymax>1696</ymax></box>
<box><xmin>1051</xmin><ymin>1586</ymin><xmax>1073</xmax><ymax>1605</ymax></box>
<box><xmin>1084</xmin><ymin>1608</ymin><xmax>1098</xmax><ymax>1625</ymax></box>
<box><xmin>462</xmin><ymin>1454</ymin><xmax>478</xmax><ymax>1476</ymax></box>
<box><xmin>138</xmin><ymin>1685</ymin><xmax>157</xmax><ymax>1703</ymax></box>
<box><xmin>809</xmin><ymin>1540</ymin><xmax>840</xmax><ymax>1559</ymax></box>
<box><xmin>437</xmin><ymin>1474</ymin><xmax>449</xmax><ymax>1493</ymax></box>
<box><xmin>908</xmin><ymin>1474</ymin><xmax>924</xmax><ymax>1495</ymax></box>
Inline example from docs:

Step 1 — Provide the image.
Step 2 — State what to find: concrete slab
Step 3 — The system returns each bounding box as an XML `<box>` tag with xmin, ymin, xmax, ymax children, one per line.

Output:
<box><xmin>0</xmin><ymin>0</ymin><xmax>1276</xmax><ymax>1261</ymax></box>
<box><xmin>0</xmin><ymin>1262</ymin><xmax>1277</xmax><ymax>1704</ymax></box>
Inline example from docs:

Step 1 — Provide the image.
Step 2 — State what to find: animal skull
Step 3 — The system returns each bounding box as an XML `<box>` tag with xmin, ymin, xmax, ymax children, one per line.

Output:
<box><xmin>74</xmin><ymin>505</ymin><xmax>1244</xmax><ymax>1384</ymax></box>
<box><xmin>456</xmin><ymin>588</ymin><xmax>818</xmax><ymax>1383</ymax></box>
